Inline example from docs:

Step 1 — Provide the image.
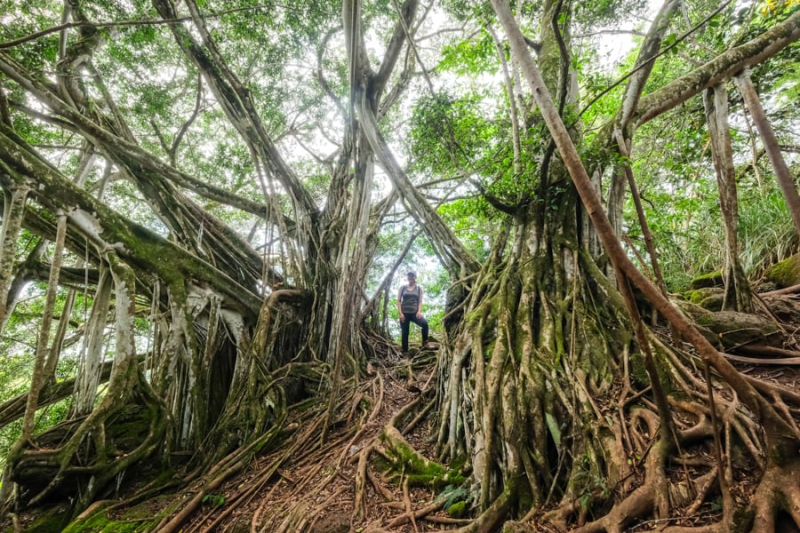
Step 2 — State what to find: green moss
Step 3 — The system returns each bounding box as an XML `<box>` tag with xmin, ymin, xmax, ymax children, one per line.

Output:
<box><xmin>690</xmin><ymin>270</ymin><xmax>723</xmax><ymax>289</ymax></box>
<box><xmin>685</xmin><ymin>288</ymin><xmax>724</xmax><ymax>311</ymax></box>
<box><xmin>24</xmin><ymin>508</ymin><xmax>71</xmax><ymax>533</ymax></box>
<box><xmin>406</xmin><ymin>472</ymin><xmax>467</xmax><ymax>487</ymax></box>
<box><xmin>696</xmin><ymin>314</ymin><xmax>714</xmax><ymax>326</ymax></box>
<box><xmin>447</xmin><ymin>501</ymin><xmax>467</xmax><ymax>518</ymax></box>
<box><xmin>63</xmin><ymin>495</ymin><xmax>179</xmax><ymax>533</ymax></box>
<box><xmin>684</xmin><ymin>289</ymin><xmax>704</xmax><ymax>304</ymax></box>
<box><xmin>63</xmin><ymin>513</ymin><xmax>153</xmax><ymax>533</ymax></box>
<box><xmin>765</xmin><ymin>254</ymin><xmax>800</xmax><ymax>288</ymax></box>
<box><xmin>380</xmin><ymin>429</ymin><xmax>466</xmax><ymax>488</ymax></box>
<box><xmin>699</xmin><ymin>295</ymin><xmax>724</xmax><ymax>312</ymax></box>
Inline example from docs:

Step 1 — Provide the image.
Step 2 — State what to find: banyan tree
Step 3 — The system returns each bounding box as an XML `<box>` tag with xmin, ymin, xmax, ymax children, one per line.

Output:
<box><xmin>1</xmin><ymin>0</ymin><xmax>800</xmax><ymax>531</ymax></box>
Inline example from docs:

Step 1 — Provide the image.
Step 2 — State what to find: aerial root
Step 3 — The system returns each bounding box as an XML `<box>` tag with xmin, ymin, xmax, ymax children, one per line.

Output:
<box><xmin>14</xmin><ymin>381</ymin><xmax>166</xmax><ymax>509</ymax></box>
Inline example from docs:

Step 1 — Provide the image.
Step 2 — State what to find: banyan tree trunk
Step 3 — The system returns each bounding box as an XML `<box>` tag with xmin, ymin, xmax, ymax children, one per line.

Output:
<box><xmin>432</xmin><ymin>1</ymin><xmax>800</xmax><ymax>531</ymax></box>
<box><xmin>436</xmin><ymin>0</ymin><xmax>628</xmax><ymax>524</ymax></box>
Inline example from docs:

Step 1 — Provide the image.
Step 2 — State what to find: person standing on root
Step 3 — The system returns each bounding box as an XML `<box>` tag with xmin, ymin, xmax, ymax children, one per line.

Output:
<box><xmin>398</xmin><ymin>270</ymin><xmax>429</xmax><ymax>354</ymax></box>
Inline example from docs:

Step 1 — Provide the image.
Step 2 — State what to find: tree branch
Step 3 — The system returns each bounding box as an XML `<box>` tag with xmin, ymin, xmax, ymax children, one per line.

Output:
<box><xmin>152</xmin><ymin>0</ymin><xmax>318</xmax><ymax>227</ymax></box>
<box><xmin>371</xmin><ymin>0</ymin><xmax>419</xmax><ymax>100</ymax></box>
<box><xmin>634</xmin><ymin>9</ymin><xmax>800</xmax><ymax>126</ymax></box>
<box><xmin>0</xmin><ymin>124</ymin><xmax>263</xmax><ymax>314</ymax></box>
<box><xmin>169</xmin><ymin>74</ymin><xmax>204</xmax><ymax>167</ymax></box>
<box><xmin>577</xmin><ymin>0</ymin><xmax>732</xmax><ymax>123</ymax></box>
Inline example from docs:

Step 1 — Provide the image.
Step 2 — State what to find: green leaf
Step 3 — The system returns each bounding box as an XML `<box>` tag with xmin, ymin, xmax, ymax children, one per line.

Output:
<box><xmin>545</xmin><ymin>412</ymin><xmax>561</xmax><ymax>447</ymax></box>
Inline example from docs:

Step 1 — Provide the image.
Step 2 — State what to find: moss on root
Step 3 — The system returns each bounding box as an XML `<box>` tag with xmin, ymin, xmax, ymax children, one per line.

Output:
<box><xmin>684</xmin><ymin>287</ymin><xmax>724</xmax><ymax>311</ymax></box>
<box><xmin>765</xmin><ymin>254</ymin><xmax>800</xmax><ymax>288</ymax></box>
<box><xmin>447</xmin><ymin>500</ymin><xmax>468</xmax><ymax>517</ymax></box>
<box><xmin>63</xmin><ymin>513</ymin><xmax>153</xmax><ymax>533</ymax></box>
<box><xmin>380</xmin><ymin>427</ymin><xmax>466</xmax><ymax>488</ymax></box>
<box><xmin>690</xmin><ymin>270</ymin><xmax>724</xmax><ymax>289</ymax></box>
<box><xmin>62</xmin><ymin>495</ymin><xmax>179</xmax><ymax>533</ymax></box>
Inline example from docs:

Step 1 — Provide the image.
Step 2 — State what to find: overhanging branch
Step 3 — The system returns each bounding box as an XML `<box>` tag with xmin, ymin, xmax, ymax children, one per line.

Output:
<box><xmin>0</xmin><ymin>124</ymin><xmax>262</xmax><ymax>314</ymax></box>
<box><xmin>634</xmin><ymin>9</ymin><xmax>800</xmax><ymax>126</ymax></box>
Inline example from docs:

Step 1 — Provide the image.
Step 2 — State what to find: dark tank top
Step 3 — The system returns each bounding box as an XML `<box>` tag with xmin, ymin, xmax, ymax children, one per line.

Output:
<box><xmin>401</xmin><ymin>284</ymin><xmax>420</xmax><ymax>314</ymax></box>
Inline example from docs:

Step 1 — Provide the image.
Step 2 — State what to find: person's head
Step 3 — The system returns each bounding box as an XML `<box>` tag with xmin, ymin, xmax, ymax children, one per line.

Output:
<box><xmin>407</xmin><ymin>270</ymin><xmax>417</xmax><ymax>283</ymax></box>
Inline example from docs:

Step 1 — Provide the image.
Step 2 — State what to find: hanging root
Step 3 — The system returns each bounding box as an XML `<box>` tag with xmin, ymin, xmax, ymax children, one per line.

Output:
<box><xmin>10</xmin><ymin>254</ymin><xmax>169</xmax><ymax>512</ymax></box>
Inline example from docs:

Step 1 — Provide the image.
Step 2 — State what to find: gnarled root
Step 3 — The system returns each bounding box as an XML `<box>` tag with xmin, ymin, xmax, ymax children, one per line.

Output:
<box><xmin>11</xmin><ymin>380</ymin><xmax>167</xmax><ymax>511</ymax></box>
<box><xmin>748</xmin><ymin>454</ymin><xmax>800</xmax><ymax>532</ymax></box>
<box><xmin>380</xmin><ymin>425</ymin><xmax>465</xmax><ymax>487</ymax></box>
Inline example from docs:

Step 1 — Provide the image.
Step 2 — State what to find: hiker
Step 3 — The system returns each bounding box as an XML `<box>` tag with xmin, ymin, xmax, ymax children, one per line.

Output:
<box><xmin>398</xmin><ymin>270</ymin><xmax>429</xmax><ymax>353</ymax></box>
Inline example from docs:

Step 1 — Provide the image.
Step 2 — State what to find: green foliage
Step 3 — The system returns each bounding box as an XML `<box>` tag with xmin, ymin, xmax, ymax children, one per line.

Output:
<box><xmin>439</xmin><ymin>32</ymin><xmax>497</xmax><ymax>75</ymax></box>
<box><xmin>202</xmin><ymin>492</ymin><xmax>227</xmax><ymax>507</ymax></box>
<box><xmin>573</xmin><ymin>0</ymin><xmax>649</xmax><ymax>27</ymax></box>
<box><xmin>410</xmin><ymin>92</ymin><xmax>495</xmax><ymax>175</ymax></box>
<box><xmin>440</xmin><ymin>484</ymin><xmax>470</xmax><ymax>510</ymax></box>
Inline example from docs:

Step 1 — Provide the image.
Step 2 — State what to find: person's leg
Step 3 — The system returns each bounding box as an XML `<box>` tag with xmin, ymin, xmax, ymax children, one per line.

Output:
<box><xmin>410</xmin><ymin>315</ymin><xmax>429</xmax><ymax>345</ymax></box>
<box><xmin>401</xmin><ymin>313</ymin><xmax>411</xmax><ymax>352</ymax></box>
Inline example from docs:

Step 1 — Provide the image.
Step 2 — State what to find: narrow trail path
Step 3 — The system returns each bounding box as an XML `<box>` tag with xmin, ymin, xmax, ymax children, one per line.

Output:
<box><xmin>183</xmin><ymin>347</ymin><xmax>461</xmax><ymax>533</ymax></box>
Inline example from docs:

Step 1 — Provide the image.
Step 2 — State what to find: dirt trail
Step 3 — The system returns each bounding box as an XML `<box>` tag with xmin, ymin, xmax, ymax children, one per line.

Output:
<box><xmin>181</xmin><ymin>347</ymin><xmax>460</xmax><ymax>533</ymax></box>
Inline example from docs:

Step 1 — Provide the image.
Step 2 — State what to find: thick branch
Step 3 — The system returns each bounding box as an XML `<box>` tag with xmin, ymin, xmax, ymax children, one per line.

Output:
<box><xmin>618</xmin><ymin>0</ymin><xmax>681</xmax><ymax>128</ymax></box>
<box><xmin>634</xmin><ymin>9</ymin><xmax>800</xmax><ymax>125</ymax></box>
<box><xmin>0</xmin><ymin>358</ymin><xmax>116</xmax><ymax>429</ymax></box>
<box><xmin>371</xmin><ymin>0</ymin><xmax>419</xmax><ymax>100</ymax></box>
<box><xmin>0</xmin><ymin>124</ymin><xmax>261</xmax><ymax>314</ymax></box>
<box><xmin>0</xmin><ymin>51</ymin><xmax>285</xmax><ymax>222</ymax></box>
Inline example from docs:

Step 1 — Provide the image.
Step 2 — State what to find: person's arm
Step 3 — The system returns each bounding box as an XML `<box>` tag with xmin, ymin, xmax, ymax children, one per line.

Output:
<box><xmin>416</xmin><ymin>286</ymin><xmax>424</xmax><ymax>319</ymax></box>
<box><xmin>398</xmin><ymin>286</ymin><xmax>405</xmax><ymax>322</ymax></box>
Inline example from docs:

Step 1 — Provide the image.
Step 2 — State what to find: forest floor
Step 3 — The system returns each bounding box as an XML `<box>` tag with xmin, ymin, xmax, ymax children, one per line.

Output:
<box><xmin>7</xmin><ymin>293</ymin><xmax>800</xmax><ymax>532</ymax></box>
<box><xmin>181</xmin><ymin>344</ymin><xmax>460</xmax><ymax>533</ymax></box>
<box><xmin>174</xmin><ymin>339</ymin><xmax>800</xmax><ymax>533</ymax></box>
<box><xmin>168</xmin><ymin>297</ymin><xmax>800</xmax><ymax>533</ymax></box>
